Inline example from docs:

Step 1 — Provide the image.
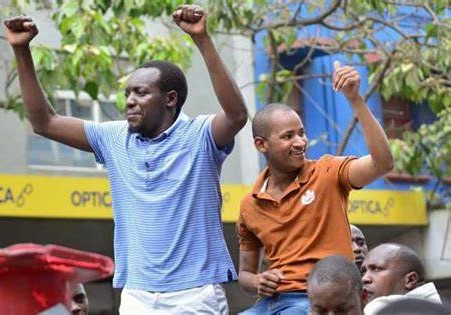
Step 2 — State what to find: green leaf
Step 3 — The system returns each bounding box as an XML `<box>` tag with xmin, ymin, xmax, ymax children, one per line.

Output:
<box><xmin>61</xmin><ymin>0</ymin><xmax>80</xmax><ymax>17</ymax></box>
<box><xmin>116</xmin><ymin>91</ymin><xmax>126</xmax><ymax>113</ymax></box>
<box><xmin>425</xmin><ymin>23</ymin><xmax>438</xmax><ymax>39</ymax></box>
<box><xmin>84</xmin><ymin>81</ymin><xmax>99</xmax><ymax>100</ymax></box>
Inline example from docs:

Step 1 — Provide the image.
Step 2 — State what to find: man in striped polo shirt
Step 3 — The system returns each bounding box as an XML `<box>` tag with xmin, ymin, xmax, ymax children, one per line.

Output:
<box><xmin>4</xmin><ymin>4</ymin><xmax>247</xmax><ymax>314</ymax></box>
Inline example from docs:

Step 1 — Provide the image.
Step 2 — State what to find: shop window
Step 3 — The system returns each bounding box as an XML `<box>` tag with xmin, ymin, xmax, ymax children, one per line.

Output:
<box><xmin>382</xmin><ymin>97</ymin><xmax>431</xmax><ymax>183</ymax></box>
<box><xmin>382</xmin><ymin>97</ymin><xmax>412</xmax><ymax>139</ymax></box>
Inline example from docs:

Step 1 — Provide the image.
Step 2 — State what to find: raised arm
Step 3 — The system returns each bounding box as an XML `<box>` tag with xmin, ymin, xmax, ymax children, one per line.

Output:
<box><xmin>333</xmin><ymin>63</ymin><xmax>394</xmax><ymax>188</ymax></box>
<box><xmin>3</xmin><ymin>17</ymin><xmax>92</xmax><ymax>152</ymax></box>
<box><xmin>173</xmin><ymin>5</ymin><xmax>248</xmax><ymax>147</ymax></box>
<box><xmin>239</xmin><ymin>248</ymin><xmax>284</xmax><ymax>297</ymax></box>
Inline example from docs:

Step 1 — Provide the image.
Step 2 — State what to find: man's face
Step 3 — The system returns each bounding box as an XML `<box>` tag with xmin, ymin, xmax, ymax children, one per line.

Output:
<box><xmin>309</xmin><ymin>281</ymin><xmax>363</xmax><ymax>315</ymax></box>
<box><xmin>361</xmin><ymin>245</ymin><xmax>407</xmax><ymax>304</ymax></box>
<box><xmin>350</xmin><ymin>225</ymin><xmax>368</xmax><ymax>269</ymax></box>
<box><xmin>125</xmin><ymin>67</ymin><xmax>171</xmax><ymax>138</ymax></box>
<box><xmin>256</xmin><ymin>110</ymin><xmax>308</xmax><ymax>172</ymax></box>
<box><xmin>69</xmin><ymin>283</ymin><xmax>88</xmax><ymax>315</ymax></box>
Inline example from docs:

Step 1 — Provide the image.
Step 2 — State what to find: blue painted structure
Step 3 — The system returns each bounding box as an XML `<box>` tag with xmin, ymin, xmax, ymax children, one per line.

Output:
<box><xmin>252</xmin><ymin>5</ymin><xmax>450</xmax><ymax>205</ymax></box>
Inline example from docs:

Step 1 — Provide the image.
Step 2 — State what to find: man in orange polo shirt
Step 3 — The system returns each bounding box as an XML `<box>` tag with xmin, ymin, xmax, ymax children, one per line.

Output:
<box><xmin>237</xmin><ymin>63</ymin><xmax>394</xmax><ymax>314</ymax></box>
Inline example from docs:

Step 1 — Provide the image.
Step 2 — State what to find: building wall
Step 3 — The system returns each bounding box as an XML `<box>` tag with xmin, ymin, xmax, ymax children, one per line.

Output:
<box><xmin>0</xmin><ymin>8</ymin><xmax>259</xmax><ymax>314</ymax></box>
<box><xmin>387</xmin><ymin>209</ymin><xmax>451</xmax><ymax>309</ymax></box>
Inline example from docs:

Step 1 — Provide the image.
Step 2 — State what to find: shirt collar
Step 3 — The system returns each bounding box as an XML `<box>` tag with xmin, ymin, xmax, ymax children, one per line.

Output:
<box><xmin>135</xmin><ymin>112</ymin><xmax>188</xmax><ymax>142</ymax></box>
<box><xmin>252</xmin><ymin>160</ymin><xmax>316</xmax><ymax>199</ymax></box>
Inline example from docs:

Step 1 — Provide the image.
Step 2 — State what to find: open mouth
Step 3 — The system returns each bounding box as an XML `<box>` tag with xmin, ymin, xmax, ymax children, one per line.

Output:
<box><xmin>291</xmin><ymin>149</ymin><xmax>305</xmax><ymax>158</ymax></box>
<box><xmin>363</xmin><ymin>288</ymin><xmax>373</xmax><ymax>297</ymax></box>
<box><xmin>354</xmin><ymin>255</ymin><xmax>365</xmax><ymax>263</ymax></box>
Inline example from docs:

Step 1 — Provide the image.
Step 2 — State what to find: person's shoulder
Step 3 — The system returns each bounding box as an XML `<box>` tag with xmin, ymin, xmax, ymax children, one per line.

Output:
<box><xmin>90</xmin><ymin>119</ymin><xmax>127</xmax><ymax>128</ymax></box>
<box><xmin>364</xmin><ymin>295</ymin><xmax>406</xmax><ymax>315</ymax></box>
<box><xmin>240</xmin><ymin>191</ymin><xmax>254</xmax><ymax>206</ymax></box>
<box><xmin>318</xmin><ymin>154</ymin><xmax>348</xmax><ymax>162</ymax></box>
<box><xmin>239</xmin><ymin>169</ymin><xmax>270</xmax><ymax>214</ymax></box>
<box><xmin>190</xmin><ymin>114</ymin><xmax>214</xmax><ymax>125</ymax></box>
<box><xmin>85</xmin><ymin>120</ymin><xmax>127</xmax><ymax>137</ymax></box>
<box><xmin>176</xmin><ymin>113</ymin><xmax>212</xmax><ymax>131</ymax></box>
<box><xmin>316</xmin><ymin>154</ymin><xmax>356</xmax><ymax>167</ymax></box>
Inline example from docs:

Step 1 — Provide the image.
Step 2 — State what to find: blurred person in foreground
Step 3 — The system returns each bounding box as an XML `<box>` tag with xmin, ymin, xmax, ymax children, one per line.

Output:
<box><xmin>69</xmin><ymin>283</ymin><xmax>88</xmax><ymax>315</ymax></box>
<box><xmin>4</xmin><ymin>4</ymin><xmax>247</xmax><ymax>313</ymax></box>
<box><xmin>373</xmin><ymin>297</ymin><xmax>449</xmax><ymax>315</ymax></box>
<box><xmin>308</xmin><ymin>255</ymin><xmax>365</xmax><ymax>315</ymax></box>
<box><xmin>236</xmin><ymin>62</ymin><xmax>394</xmax><ymax>314</ymax></box>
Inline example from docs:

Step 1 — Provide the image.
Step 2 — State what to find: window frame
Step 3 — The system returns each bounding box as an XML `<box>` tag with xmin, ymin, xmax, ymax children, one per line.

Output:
<box><xmin>27</xmin><ymin>90</ymin><xmax>119</xmax><ymax>173</ymax></box>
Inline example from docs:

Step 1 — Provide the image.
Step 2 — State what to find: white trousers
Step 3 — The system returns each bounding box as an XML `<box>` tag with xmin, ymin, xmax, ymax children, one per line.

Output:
<box><xmin>119</xmin><ymin>284</ymin><xmax>229</xmax><ymax>315</ymax></box>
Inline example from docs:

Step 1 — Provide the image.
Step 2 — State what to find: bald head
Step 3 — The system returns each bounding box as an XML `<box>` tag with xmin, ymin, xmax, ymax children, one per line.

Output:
<box><xmin>309</xmin><ymin>255</ymin><xmax>362</xmax><ymax>291</ymax></box>
<box><xmin>371</xmin><ymin>243</ymin><xmax>424</xmax><ymax>281</ymax></box>
<box><xmin>362</xmin><ymin>243</ymin><xmax>425</xmax><ymax>303</ymax></box>
<box><xmin>308</xmin><ymin>255</ymin><xmax>363</xmax><ymax>315</ymax></box>
<box><xmin>252</xmin><ymin>103</ymin><xmax>298</xmax><ymax>138</ymax></box>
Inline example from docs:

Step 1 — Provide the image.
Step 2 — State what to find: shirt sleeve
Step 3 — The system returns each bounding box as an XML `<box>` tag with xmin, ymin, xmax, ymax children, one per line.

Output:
<box><xmin>337</xmin><ymin>156</ymin><xmax>360</xmax><ymax>192</ymax></box>
<box><xmin>236</xmin><ymin>212</ymin><xmax>262</xmax><ymax>251</ymax></box>
<box><xmin>84</xmin><ymin>120</ymin><xmax>125</xmax><ymax>165</ymax></box>
<box><xmin>199</xmin><ymin>115</ymin><xmax>234</xmax><ymax>165</ymax></box>
<box><xmin>319</xmin><ymin>155</ymin><xmax>359</xmax><ymax>194</ymax></box>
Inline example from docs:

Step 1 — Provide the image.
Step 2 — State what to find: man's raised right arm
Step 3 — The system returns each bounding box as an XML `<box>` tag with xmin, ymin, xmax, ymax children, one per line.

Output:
<box><xmin>4</xmin><ymin>16</ymin><xmax>92</xmax><ymax>152</ymax></box>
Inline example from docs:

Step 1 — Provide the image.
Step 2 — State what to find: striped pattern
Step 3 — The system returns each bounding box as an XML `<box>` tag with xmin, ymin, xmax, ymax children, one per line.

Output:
<box><xmin>84</xmin><ymin>113</ymin><xmax>237</xmax><ymax>291</ymax></box>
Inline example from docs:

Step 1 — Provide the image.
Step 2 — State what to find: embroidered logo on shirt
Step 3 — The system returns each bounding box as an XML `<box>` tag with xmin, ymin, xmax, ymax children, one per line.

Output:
<box><xmin>301</xmin><ymin>189</ymin><xmax>316</xmax><ymax>205</ymax></box>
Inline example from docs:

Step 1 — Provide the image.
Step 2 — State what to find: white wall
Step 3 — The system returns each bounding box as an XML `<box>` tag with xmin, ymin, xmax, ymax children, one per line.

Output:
<box><xmin>0</xmin><ymin>8</ymin><xmax>260</xmax><ymax>182</ymax></box>
<box><xmin>389</xmin><ymin>209</ymin><xmax>451</xmax><ymax>280</ymax></box>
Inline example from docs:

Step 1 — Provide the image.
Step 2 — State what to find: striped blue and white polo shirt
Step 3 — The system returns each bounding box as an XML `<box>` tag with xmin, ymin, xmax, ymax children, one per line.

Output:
<box><xmin>84</xmin><ymin>112</ymin><xmax>237</xmax><ymax>292</ymax></box>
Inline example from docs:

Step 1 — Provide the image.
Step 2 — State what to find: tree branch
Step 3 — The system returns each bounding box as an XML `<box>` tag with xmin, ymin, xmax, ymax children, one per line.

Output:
<box><xmin>257</xmin><ymin>0</ymin><xmax>342</xmax><ymax>31</ymax></box>
<box><xmin>266</xmin><ymin>30</ymin><xmax>279</xmax><ymax>103</ymax></box>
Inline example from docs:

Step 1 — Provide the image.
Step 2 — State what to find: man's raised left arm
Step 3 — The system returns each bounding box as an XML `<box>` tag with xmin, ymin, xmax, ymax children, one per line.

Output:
<box><xmin>173</xmin><ymin>5</ymin><xmax>248</xmax><ymax>147</ymax></box>
<box><xmin>333</xmin><ymin>63</ymin><xmax>394</xmax><ymax>188</ymax></box>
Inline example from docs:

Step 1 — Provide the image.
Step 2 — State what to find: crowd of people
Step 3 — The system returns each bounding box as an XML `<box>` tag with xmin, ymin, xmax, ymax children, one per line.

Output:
<box><xmin>307</xmin><ymin>228</ymin><xmax>447</xmax><ymax>315</ymax></box>
<box><xmin>3</xmin><ymin>3</ymin><xmax>448</xmax><ymax>315</ymax></box>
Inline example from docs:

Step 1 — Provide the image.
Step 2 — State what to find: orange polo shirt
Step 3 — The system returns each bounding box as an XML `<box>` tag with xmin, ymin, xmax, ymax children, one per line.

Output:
<box><xmin>237</xmin><ymin>155</ymin><xmax>356</xmax><ymax>292</ymax></box>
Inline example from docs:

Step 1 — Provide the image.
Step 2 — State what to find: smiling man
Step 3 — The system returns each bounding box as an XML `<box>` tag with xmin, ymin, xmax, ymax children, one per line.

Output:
<box><xmin>4</xmin><ymin>4</ymin><xmax>247</xmax><ymax>314</ymax></box>
<box><xmin>236</xmin><ymin>64</ymin><xmax>394</xmax><ymax>314</ymax></box>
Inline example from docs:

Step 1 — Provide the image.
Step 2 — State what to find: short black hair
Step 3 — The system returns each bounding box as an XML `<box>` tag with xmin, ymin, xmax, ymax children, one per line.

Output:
<box><xmin>308</xmin><ymin>255</ymin><xmax>362</xmax><ymax>292</ymax></box>
<box><xmin>252</xmin><ymin>103</ymin><xmax>298</xmax><ymax>138</ymax></box>
<box><xmin>138</xmin><ymin>61</ymin><xmax>188</xmax><ymax>118</ymax></box>
<box><xmin>385</xmin><ymin>243</ymin><xmax>425</xmax><ymax>283</ymax></box>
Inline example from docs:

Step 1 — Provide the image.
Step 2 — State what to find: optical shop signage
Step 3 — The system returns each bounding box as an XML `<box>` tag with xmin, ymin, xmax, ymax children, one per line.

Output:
<box><xmin>0</xmin><ymin>174</ymin><xmax>112</xmax><ymax>219</ymax></box>
<box><xmin>0</xmin><ymin>174</ymin><xmax>427</xmax><ymax>224</ymax></box>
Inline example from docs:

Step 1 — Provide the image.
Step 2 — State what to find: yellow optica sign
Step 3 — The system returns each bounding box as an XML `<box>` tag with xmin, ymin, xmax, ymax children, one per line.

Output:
<box><xmin>0</xmin><ymin>174</ymin><xmax>427</xmax><ymax>225</ymax></box>
<box><xmin>220</xmin><ymin>185</ymin><xmax>428</xmax><ymax>225</ymax></box>
<box><xmin>0</xmin><ymin>174</ymin><xmax>112</xmax><ymax>219</ymax></box>
<box><xmin>347</xmin><ymin>189</ymin><xmax>427</xmax><ymax>225</ymax></box>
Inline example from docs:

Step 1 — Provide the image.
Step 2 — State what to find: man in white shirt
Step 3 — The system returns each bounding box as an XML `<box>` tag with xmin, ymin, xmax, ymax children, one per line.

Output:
<box><xmin>361</xmin><ymin>243</ymin><xmax>442</xmax><ymax>314</ymax></box>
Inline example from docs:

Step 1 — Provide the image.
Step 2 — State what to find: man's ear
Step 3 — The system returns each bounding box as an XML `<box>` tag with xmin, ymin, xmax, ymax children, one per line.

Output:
<box><xmin>166</xmin><ymin>90</ymin><xmax>178</xmax><ymax>109</ymax></box>
<box><xmin>404</xmin><ymin>271</ymin><xmax>419</xmax><ymax>291</ymax></box>
<box><xmin>254</xmin><ymin>136</ymin><xmax>267</xmax><ymax>153</ymax></box>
